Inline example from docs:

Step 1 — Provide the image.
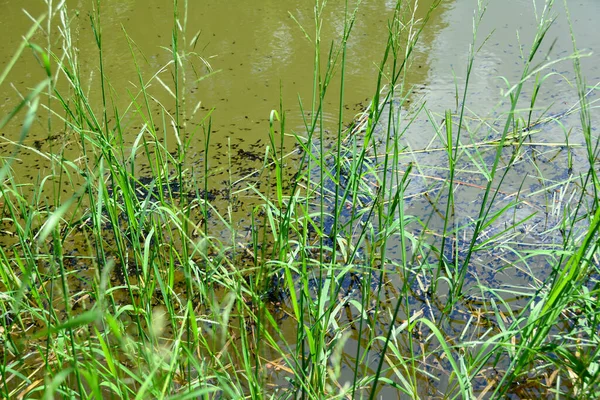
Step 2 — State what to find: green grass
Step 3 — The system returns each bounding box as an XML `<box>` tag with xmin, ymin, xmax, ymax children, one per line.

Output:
<box><xmin>1</xmin><ymin>0</ymin><xmax>599</xmax><ymax>398</ymax></box>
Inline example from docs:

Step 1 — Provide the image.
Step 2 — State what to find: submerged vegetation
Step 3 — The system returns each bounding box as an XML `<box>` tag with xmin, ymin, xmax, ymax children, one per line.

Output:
<box><xmin>1</xmin><ymin>0</ymin><xmax>599</xmax><ymax>398</ymax></box>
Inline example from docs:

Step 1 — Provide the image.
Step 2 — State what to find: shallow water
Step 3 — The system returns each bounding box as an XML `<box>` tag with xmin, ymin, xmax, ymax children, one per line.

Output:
<box><xmin>0</xmin><ymin>0</ymin><xmax>597</xmax><ymax>184</ymax></box>
<box><xmin>1</xmin><ymin>0</ymin><xmax>596</xmax><ymax>235</ymax></box>
<box><xmin>1</xmin><ymin>0</ymin><xmax>599</xmax><ymax>397</ymax></box>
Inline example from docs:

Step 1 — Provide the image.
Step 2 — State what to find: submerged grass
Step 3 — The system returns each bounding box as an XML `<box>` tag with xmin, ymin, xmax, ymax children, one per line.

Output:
<box><xmin>1</xmin><ymin>0</ymin><xmax>599</xmax><ymax>398</ymax></box>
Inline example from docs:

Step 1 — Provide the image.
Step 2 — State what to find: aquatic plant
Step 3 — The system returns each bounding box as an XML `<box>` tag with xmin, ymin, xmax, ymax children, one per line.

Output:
<box><xmin>0</xmin><ymin>0</ymin><xmax>599</xmax><ymax>398</ymax></box>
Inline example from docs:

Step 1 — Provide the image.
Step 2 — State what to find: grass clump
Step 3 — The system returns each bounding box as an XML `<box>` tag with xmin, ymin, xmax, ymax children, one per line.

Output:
<box><xmin>1</xmin><ymin>0</ymin><xmax>599</xmax><ymax>398</ymax></box>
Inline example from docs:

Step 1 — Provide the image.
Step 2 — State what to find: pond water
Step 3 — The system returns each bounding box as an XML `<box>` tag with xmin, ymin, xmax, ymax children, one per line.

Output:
<box><xmin>0</xmin><ymin>0</ymin><xmax>597</xmax><ymax>230</ymax></box>
<box><xmin>0</xmin><ymin>0</ymin><xmax>451</xmax><ymax>244</ymax></box>
<box><xmin>1</xmin><ymin>0</ymin><xmax>599</xmax><ymax>397</ymax></box>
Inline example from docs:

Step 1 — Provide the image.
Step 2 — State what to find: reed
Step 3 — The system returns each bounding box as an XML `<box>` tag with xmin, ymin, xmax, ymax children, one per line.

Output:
<box><xmin>0</xmin><ymin>0</ymin><xmax>598</xmax><ymax>398</ymax></box>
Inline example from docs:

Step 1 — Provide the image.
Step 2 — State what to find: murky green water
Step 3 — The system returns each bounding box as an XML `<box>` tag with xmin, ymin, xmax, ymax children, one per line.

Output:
<box><xmin>1</xmin><ymin>0</ymin><xmax>597</xmax><ymax>211</ymax></box>
<box><xmin>1</xmin><ymin>0</ymin><xmax>599</xmax><ymax>396</ymax></box>
<box><xmin>0</xmin><ymin>0</ymin><xmax>440</xmax><ymax>182</ymax></box>
<box><xmin>0</xmin><ymin>0</ymin><xmax>450</xmax><ymax>243</ymax></box>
